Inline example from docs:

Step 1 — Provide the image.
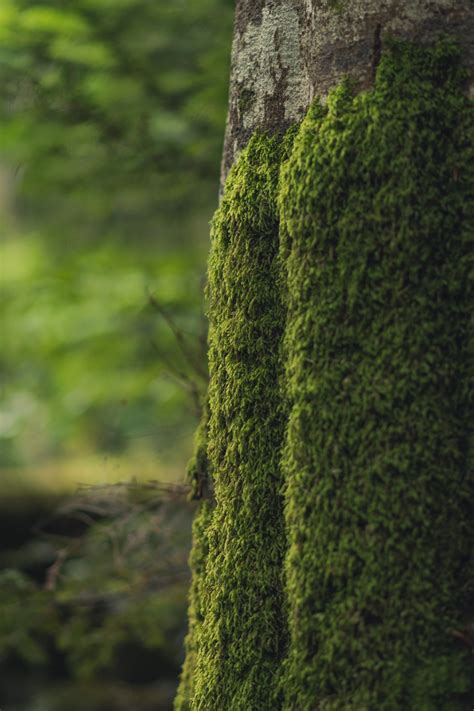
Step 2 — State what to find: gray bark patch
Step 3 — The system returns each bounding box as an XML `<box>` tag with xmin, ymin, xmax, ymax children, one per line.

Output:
<box><xmin>221</xmin><ymin>0</ymin><xmax>474</xmax><ymax>189</ymax></box>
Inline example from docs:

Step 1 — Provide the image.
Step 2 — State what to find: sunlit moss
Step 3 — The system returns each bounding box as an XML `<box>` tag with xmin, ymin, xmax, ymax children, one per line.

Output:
<box><xmin>174</xmin><ymin>402</ymin><xmax>212</xmax><ymax>711</ymax></box>
<box><xmin>190</xmin><ymin>132</ymin><xmax>291</xmax><ymax>709</ymax></box>
<box><xmin>174</xmin><ymin>499</ymin><xmax>212</xmax><ymax>711</ymax></box>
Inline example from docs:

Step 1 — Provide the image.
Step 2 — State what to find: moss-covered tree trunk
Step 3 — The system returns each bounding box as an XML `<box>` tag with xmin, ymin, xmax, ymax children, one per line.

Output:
<box><xmin>176</xmin><ymin>2</ymin><xmax>474</xmax><ymax>709</ymax></box>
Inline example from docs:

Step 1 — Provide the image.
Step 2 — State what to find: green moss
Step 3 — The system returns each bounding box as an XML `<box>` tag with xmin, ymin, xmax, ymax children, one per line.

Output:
<box><xmin>174</xmin><ymin>500</ymin><xmax>213</xmax><ymax>711</ymax></box>
<box><xmin>187</xmin><ymin>400</ymin><xmax>212</xmax><ymax>502</ymax></box>
<box><xmin>320</xmin><ymin>0</ymin><xmax>348</xmax><ymax>13</ymax></box>
<box><xmin>190</xmin><ymin>132</ymin><xmax>291</xmax><ymax>709</ymax></box>
<box><xmin>279</xmin><ymin>40</ymin><xmax>473</xmax><ymax>709</ymax></box>
<box><xmin>174</xmin><ymin>405</ymin><xmax>212</xmax><ymax>711</ymax></box>
<box><xmin>177</xmin><ymin>38</ymin><xmax>473</xmax><ymax>711</ymax></box>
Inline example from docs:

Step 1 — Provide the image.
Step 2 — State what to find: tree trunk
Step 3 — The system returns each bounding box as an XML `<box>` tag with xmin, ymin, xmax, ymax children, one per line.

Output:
<box><xmin>176</xmin><ymin>2</ymin><xmax>474</xmax><ymax>709</ymax></box>
<box><xmin>221</xmin><ymin>0</ymin><xmax>474</xmax><ymax>187</ymax></box>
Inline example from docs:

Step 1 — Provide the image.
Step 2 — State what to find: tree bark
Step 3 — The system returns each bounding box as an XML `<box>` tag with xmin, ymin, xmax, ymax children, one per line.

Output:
<box><xmin>177</xmin><ymin>3</ymin><xmax>474</xmax><ymax>709</ymax></box>
<box><xmin>221</xmin><ymin>0</ymin><xmax>474</xmax><ymax>188</ymax></box>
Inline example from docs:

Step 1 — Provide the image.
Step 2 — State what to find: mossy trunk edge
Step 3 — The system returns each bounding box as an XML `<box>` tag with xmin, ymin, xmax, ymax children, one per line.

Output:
<box><xmin>176</xmin><ymin>38</ymin><xmax>473</xmax><ymax>711</ymax></box>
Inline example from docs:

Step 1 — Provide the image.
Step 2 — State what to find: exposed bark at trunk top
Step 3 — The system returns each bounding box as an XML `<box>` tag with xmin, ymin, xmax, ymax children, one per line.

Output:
<box><xmin>220</xmin><ymin>0</ymin><xmax>474</xmax><ymax>190</ymax></box>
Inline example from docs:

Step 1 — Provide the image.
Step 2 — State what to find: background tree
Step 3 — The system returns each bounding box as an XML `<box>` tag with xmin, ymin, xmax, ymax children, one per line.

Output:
<box><xmin>177</xmin><ymin>2</ymin><xmax>474</xmax><ymax>709</ymax></box>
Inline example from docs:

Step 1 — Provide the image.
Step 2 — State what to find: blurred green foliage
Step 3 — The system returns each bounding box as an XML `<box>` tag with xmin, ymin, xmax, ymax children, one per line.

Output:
<box><xmin>0</xmin><ymin>484</ymin><xmax>194</xmax><ymax>708</ymax></box>
<box><xmin>0</xmin><ymin>2</ymin><xmax>233</xmax><ymax>707</ymax></box>
<box><xmin>0</xmin><ymin>0</ymin><xmax>233</xmax><ymax>479</ymax></box>
<box><xmin>0</xmin><ymin>568</ymin><xmax>59</xmax><ymax>665</ymax></box>
<box><xmin>0</xmin><ymin>0</ymin><xmax>232</xmax><ymax>213</ymax></box>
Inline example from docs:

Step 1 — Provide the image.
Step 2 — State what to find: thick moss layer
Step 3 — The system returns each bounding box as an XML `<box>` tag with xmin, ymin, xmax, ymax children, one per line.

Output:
<box><xmin>190</xmin><ymin>133</ymin><xmax>290</xmax><ymax>709</ymax></box>
<box><xmin>174</xmin><ymin>499</ymin><xmax>212</xmax><ymax>711</ymax></box>
<box><xmin>174</xmin><ymin>407</ymin><xmax>212</xmax><ymax>711</ymax></box>
<box><xmin>280</xmin><ymin>41</ymin><xmax>473</xmax><ymax>709</ymax></box>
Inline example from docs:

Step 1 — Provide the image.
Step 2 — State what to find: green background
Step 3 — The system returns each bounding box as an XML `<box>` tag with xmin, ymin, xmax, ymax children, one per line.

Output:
<box><xmin>0</xmin><ymin>1</ymin><xmax>233</xmax><ymax>708</ymax></box>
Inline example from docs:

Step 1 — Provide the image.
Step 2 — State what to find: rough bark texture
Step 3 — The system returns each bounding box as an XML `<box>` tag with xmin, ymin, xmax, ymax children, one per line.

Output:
<box><xmin>221</xmin><ymin>0</ymin><xmax>474</xmax><ymax>189</ymax></box>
